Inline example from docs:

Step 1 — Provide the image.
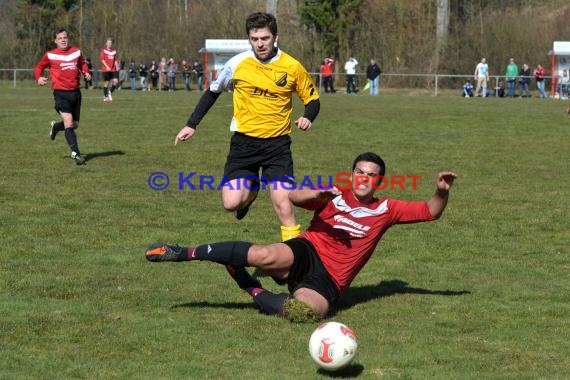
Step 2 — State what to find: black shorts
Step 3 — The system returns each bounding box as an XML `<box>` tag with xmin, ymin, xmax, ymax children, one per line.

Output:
<box><xmin>53</xmin><ymin>90</ymin><xmax>82</xmax><ymax>122</ymax></box>
<box><xmin>223</xmin><ymin>132</ymin><xmax>293</xmax><ymax>184</ymax></box>
<box><xmin>281</xmin><ymin>238</ymin><xmax>339</xmax><ymax>306</ymax></box>
<box><xmin>102</xmin><ymin>71</ymin><xmax>119</xmax><ymax>81</ymax></box>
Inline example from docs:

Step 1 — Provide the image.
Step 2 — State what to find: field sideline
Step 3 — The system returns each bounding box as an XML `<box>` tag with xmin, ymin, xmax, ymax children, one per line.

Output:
<box><xmin>1</xmin><ymin>86</ymin><xmax>569</xmax><ymax>379</ymax></box>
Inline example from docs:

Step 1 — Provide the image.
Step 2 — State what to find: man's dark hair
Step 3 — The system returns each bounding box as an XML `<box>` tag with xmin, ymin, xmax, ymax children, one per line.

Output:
<box><xmin>245</xmin><ymin>12</ymin><xmax>277</xmax><ymax>36</ymax></box>
<box><xmin>55</xmin><ymin>28</ymin><xmax>68</xmax><ymax>38</ymax></box>
<box><xmin>352</xmin><ymin>152</ymin><xmax>386</xmax><ymax>176</ymax></box>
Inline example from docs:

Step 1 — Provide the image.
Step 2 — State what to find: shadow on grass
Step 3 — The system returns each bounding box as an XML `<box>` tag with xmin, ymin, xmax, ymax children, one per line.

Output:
<box><xmin>316</xmin><ymin>363</ymin><xmax>364</xmax><ymax>378</ymax></box>
<box><xmin>84</xmin><ymin>150</ymin><xmax>125</xmax><ymax>162</ymax></box>
<box><xmin>170</xmin><ymin>279</ymin><xmax>470</xmax><ymax>315</ymax></box>
<box><xmin>337</xmin><ymin>279</ymin><xmax>470</xmax><ymax>312</ymax></box>
<box><xmin>171</xmin><ymin>300</ymin><xmax>257</xmax><ymax>311</ymax></box>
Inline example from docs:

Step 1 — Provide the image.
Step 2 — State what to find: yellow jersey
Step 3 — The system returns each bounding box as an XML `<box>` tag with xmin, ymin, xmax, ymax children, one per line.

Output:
<box><xmin>210</xmin><ymin>48</ymin><xmax>319</xmax><ymax>138</ymax></box>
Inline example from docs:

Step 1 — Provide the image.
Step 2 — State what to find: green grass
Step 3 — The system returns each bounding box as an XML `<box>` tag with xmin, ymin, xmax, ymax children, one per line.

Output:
<box><xmin>1</xmin><ymin>85</ymin><xmax>569</xmax><ymax>379</ymax></box>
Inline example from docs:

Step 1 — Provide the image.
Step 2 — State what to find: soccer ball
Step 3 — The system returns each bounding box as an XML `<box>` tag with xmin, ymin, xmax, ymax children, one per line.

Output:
<box><xmin>308</xmin><ymin>322</ymin><xmax>357</xmax><ymax>371</ymax></box>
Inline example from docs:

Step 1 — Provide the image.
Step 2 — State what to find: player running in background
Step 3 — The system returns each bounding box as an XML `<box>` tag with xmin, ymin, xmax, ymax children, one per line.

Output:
<box><xmin>146</xmin><ymin>152</ymin><xmax>457</xmax><ymax>321</ymax></box>
<box><xmin>100</xmin><ymin>37</ymin><xmax>119</xmax><ymax>101</ymax></box>
<box><xmin>34</xmin><ymin>28</ymin><xmax>91</xmax><ymax>165</ymax></box>
<box><xmin>174</xmin><ymin>12</ymin><xmax>320</xmax><ymax>242</ymax></box>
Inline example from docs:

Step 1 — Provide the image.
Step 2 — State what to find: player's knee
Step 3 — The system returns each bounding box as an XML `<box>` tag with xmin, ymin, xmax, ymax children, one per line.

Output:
<box><xmin>222</xmin><ymin>189</ymin><xmax>251</xmax><ymax>212</ymax></box>
<box><xmin>293</xmin><ymin>288</ymin><xmax>329</xmax><ymax>318</ymax></box>
<box><xmin>283</xmin><ymin>298</ymin><xmax>325</xmax><ymax>323</ymax></box>
<box><xmin>221</xmin><ymin>197</ymin><xmax>240</xmax><ymax>212</ymax></box>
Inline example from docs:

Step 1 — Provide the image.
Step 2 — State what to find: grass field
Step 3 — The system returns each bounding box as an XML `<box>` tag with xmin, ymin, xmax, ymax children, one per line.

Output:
<box><xmin>1</xmin><ymin>85</ymin><xmax>569</xmax><ymax>379</ymax></box>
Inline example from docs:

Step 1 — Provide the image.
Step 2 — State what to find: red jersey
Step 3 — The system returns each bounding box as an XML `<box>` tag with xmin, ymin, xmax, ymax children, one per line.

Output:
<box><xmin>320</xmin><ymin>63</ymin><xmax>333</xmax><ymax>77</ymax></box>
<box><xmin>34</xmin><ymin>46</ymin><xmax>88</xmax><ymax>91</ymax></box>
<box><xmin>534</xmin><ymin>66</ymin><xmax>545</xmax><ymax>80</ymax></box>
<box><xmin>100</xmin><ymin>47</ymin><xmax>118</xmax><ymax>72</ymax></box>
<box><xmin>299</xmin><ymin>189</ymin><xmax>436</xmax><ymax>295</ymax></box>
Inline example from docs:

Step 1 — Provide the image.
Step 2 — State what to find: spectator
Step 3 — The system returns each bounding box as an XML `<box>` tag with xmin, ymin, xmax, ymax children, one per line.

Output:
<box><xmin>167</xmin><ymin>58</ymin><xmax>177</xmax><ymax>92</ymax></box>
<box><xmin>477</xmin><ymin>87</ymin><xmax>491</xmax><ymax>97</ymax></box>
<box><xmin>505</xmin><ymin>58</ymin><xmax>518</xmax><ymax>98</ymax></box>
<box><xmin>181</xmin><ymin>59</ymin><xmax>191</xmax><ymax>91</ymax></box>
<box><xmin>366</xmin><ymin>59</ymin><xmax>382</xmax><ymax>95</ymax></box>
<box><xmin>518</xmin><ymin>63</ymin><xmax>531</xmax><ymax>98</ymax></box>
<box><xmin>84</xmin><ymin>57</ymin><xmax>93</xmax><ymax>89</ymax></box>
<box><xmin>462</xmin><ymin>80</ymin><xmax>474</xmax><ymax>97</ymax></box>
<box><xmin>128</xmin><ymin>60</ymin><xmax>137</xmax><ymax>91</ymax></box>
<box><xmin>160</xmin><ymin>57</ymin><xmax>167</xmax><ymax>90</ymax></box>
<box><xmin>149</xmin><ymin>60</ymin><xmax>159</xmax><ymax>91</ymax></box>
<box><xmin>118</xmin><ymin>60</ymin><xmax>127</xmax><ymax>90</ymax></box>
<box><xmin>192</xmin><ymin>60</ymin><xmax>204</xmax><ymax>91</ymax></box>
<box><xmin>533</xmin><ymin>64</ymin><xmax>546</xmax><ymax>99</ymax></box>
<box><xmin>560</xmin><ymin>69</ymin><xmax>569</xmax><ymax>100</ymax></box>
<box><xmin>344</xmin><ymin>55</ymin><xmax>358</xmax><ymax>94</ymax></box>
<box><xmin>139</xmin><ymin>62</ymin><xmax>148</xmax><ymax>91</ymax></box>
<box><xmin>494</xmin><ymin>80</ymin><xmax>505</xmax><ymax>97</ymax></box>
<box><xmin>474</xmin><ymin>57</ymin><xmax>490</xmax><ymax>97</ymax></box>
<box><xmin>320</xmin><ymin>58</ymin><xmax>336</xmax><ymax>93</ymax></box>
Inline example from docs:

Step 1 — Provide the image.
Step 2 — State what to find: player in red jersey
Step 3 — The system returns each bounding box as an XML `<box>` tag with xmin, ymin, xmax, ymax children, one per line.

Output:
<box><xmin>100</xmin><ymin>37</ymin><xmax>119</xmax><ymax>101</ymax></box>
<box><xmin>145</xmin><ymin>152</ymin><xmax>457</xmax><ymax>321</ymax></box>
<box><xmin>34</xmin><ymin>28</ymin><xmax>91</xmax><ymax>165</ymax></box>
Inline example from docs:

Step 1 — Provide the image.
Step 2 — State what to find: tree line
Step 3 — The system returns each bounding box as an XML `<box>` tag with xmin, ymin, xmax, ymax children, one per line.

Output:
<box><xmin>1</xmin><ymin>0</ymin><xmax>568</xmax><ymax>82</ymax></box>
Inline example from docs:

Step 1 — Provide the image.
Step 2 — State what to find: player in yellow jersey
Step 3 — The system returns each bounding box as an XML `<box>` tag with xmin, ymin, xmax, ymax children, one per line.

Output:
<box><xmin>175</xmin><ymin>12</ymin><xmax>320</xmax><ymax>242</ymax></box>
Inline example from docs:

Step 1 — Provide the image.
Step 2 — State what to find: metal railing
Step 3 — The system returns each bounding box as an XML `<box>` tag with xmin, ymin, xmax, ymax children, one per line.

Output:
<box><xmin>0</xmin><ymin>68</ymin><xmax>559</xmax><ymax>97</ymax></box>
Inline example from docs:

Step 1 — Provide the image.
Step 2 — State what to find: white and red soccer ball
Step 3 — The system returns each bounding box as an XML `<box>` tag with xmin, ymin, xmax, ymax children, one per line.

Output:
<box><xmin>308</xmin><ymin>321</ymin><xmax>357</xmax><ymax>371</ymax></box>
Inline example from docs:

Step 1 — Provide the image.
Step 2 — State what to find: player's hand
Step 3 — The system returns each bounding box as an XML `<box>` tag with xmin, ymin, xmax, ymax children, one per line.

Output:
<box><xmin>436</xmin><ymin>171</ymin><xmax>457</xmax><ymax>191</ymax></box>
<box><xmin>84</xmin><ymin>73</ymin><xmax>91</xmax><ymax>81</ymax></box>
<box><xmin>174</xmin><ymin>126</ymin><xmax>195</xmax><ymax>145</ymax></box>
<box><xmin>295</xmin><ymin>117</ymin><xmax>312</xmax><ymax>131</ymax></box>
<box><xmin>318</xmin><ymin>186</ymin><xmax>342</xmax><ymax>199</ymax></box>
<box><xmin>37</xmin><ymin>77</ymin><xmax>48</xmax><ymax>86</ymax></box>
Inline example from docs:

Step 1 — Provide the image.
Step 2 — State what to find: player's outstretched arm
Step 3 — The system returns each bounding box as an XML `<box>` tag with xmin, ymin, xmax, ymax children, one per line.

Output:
<box><xmin>427</xmin><ymin>171</ymin><xmax>457</xmax><ymax>218</ymax></box>
<box><xmin>290</xmin><ymin>186</ymin><xmax>341</xmax><ymax>210</ymax></box>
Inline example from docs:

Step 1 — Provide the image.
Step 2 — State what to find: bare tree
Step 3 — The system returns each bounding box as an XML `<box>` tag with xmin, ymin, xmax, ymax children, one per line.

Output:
<box><xmin>435</xmin><ymin>0</ymin><xmax>449</xmax><ymax>71</ymax></box>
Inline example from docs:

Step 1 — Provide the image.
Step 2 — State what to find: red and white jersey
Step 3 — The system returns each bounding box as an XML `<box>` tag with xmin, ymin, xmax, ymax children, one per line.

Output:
<box><xmin>100</xmin><ymin>47</ymin><xmax>118</xmax><ymax>72</ymax></box>
<box><xmin>34</xmin><ymin>47</ymin><xmax>88</xmax><ymax>91</ymax></box>
<box><xmin>299</xmin><ymin>189</ymin><xmax>436</xmax><ymax>295</ymax></box>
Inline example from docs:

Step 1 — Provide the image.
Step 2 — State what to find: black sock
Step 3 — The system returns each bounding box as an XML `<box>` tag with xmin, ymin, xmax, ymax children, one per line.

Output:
<box><xmin>189</xmin><ymin>241</ymin><xmax>251</xmax><ymax>266</ymax></box>
<box><xmin>64</xmin><ymin>128</ymin><xmax>79</xmax><ymax>154</ymax></box>
<box><xmin>54</xmin><ymin>121</ymin><xmax>65</xmax><ymax>132</ymax></box>
<box><xmin>252</xmin><ymin>290</ymin><xmax>288</xmax><ymax>315</ymax></box>
<box><xmin>103</xmin><ymin>88</ymin><xmax>108</xmax><ymax>97</ymax></box>
<box><xmin>111</xmin><ymin>85</ymin><xmax>116</xmax><ymax>93</ymax></box>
